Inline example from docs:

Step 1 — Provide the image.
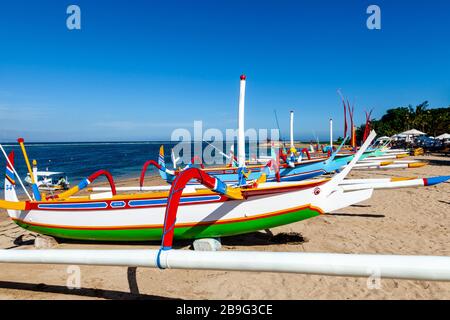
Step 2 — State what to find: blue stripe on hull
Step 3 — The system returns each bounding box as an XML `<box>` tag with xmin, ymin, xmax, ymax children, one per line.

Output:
<box><xmin>38</xmin><ymin>202</ymin><xmax>109</xmax><ymax>210</ymax></box>
<box><xmin>129</xmin><ymin>195</ymin><xmax>221</xmax><ymax>207</ymax></box>
<box><xmin>37</xmin><ymin>195</ymin><xmax>223</xmax><ymax>211</ymax></box>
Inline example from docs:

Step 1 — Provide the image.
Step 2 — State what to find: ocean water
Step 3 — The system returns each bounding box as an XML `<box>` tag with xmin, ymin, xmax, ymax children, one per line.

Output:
<box><xmin>0</xmin><ymin>141</ymin><xmax>270</xmax><ymax>197</ymax></box>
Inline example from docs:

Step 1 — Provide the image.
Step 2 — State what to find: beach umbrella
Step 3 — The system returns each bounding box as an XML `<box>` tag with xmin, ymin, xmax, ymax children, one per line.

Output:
<box><xmin>391</xmin><ymin>134</ymin><xmax>406</xmax><ymax>141</ymax></box>
<box><xmin>436</xmin><ymin>133</ymin><xmax>450</xmax><ymax>140</ymax></box>
<box><xmin>400</xmin><ymin>129</ymin><xmax>426</xmax><ymax>136</ymax></box>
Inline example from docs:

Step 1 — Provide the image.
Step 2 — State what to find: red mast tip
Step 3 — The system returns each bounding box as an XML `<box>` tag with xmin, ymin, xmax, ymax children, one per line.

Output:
<box><xmin>17</xmin><ymin>138</ymin><xmax>24</xmax><ymax>143</ymax></box>
<box><xmin>240</xmin><ymin>74</ymin><xmax>246</xmax><ymax>80</ymax></box>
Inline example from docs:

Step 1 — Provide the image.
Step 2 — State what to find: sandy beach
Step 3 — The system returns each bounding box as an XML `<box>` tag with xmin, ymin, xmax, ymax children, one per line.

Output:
<box><xmin>0</xmin><ymin>155</ymin><xmax>449</xmax><ymax>300</ymax></box>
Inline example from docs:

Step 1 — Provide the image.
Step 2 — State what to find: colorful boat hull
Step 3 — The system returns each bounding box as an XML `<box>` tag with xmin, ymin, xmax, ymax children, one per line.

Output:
<box><xmin>13</xmin><ymin>204</ymin><xmax>321</xmax><ymax>241</ymax></box>
<box><xmin>6</xmin><ymin>181</ymin><xmax>329</xmax><ymax>241</ymax></box>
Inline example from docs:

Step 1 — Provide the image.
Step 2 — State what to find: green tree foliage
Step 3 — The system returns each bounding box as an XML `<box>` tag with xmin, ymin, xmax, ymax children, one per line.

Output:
<box><xmin>356</xmin><ymin>102</ymin><xmax>450</xmax><ymax>142</ymax></box>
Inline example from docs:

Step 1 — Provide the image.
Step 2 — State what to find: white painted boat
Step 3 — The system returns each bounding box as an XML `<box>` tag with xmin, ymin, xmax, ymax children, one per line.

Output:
<box><xmin>0</xmin><ymin>131</ymin><xmax>372</xmax><ymax>241</ymax></box>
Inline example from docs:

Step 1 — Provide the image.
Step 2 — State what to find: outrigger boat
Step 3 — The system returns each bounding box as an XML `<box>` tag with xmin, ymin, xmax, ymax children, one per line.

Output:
<box><xmin>156</xmin><ymin>76</ymin><xmax>354</xmax><ymax>185</ymax></box>
<box><xmin>1</xmin><ymin>130</ymin><xmax>448</xmax><ymax>242</ymax></box>
<box><xmin>149</xmin><ymin>75</ymin><xmax>369</xmax><ymax>187</ymax></box>
<box><xmin>24</xmin><ymin>164</ymin><xmax>70</xmax><ymax>192</ymax></box>
<box><xmin>150</xmin><ymin>75</ymin><xmax>420</xmax><ymax>187</ymax></box>
<box><xmin>156</xmin><ymin>143</ymin><xmax>351</xmax><ymax>184</ymax></box>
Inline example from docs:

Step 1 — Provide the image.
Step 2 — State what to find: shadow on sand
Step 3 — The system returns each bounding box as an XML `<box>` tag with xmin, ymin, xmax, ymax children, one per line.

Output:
<box><xmin>350</xmin><ymin>204</ymin><xmax>372</xmax><ymax>208</ymax></box>
<box><xmin>221</xmin><ymin>231</ymin><xmax>307</xmax><ymax>246</ymax></box>
<box><xmin>425</xmin><ymin>159</ymin><xmax>450</xmax><ymax>167</ymax></box>
<box><xmin>328</xmin><ymin>212</ymin><xmax>385</xmax><ymax>218</ymax></box>
<box><xmin>55</xmin><ymin>237</ymin><xmax>192</xmax><ymax>249</ymax></box>
<box><xmin>0</xmin><ymin>280</ymin><xmax>179</xmax><ymax>300</ymax></box>
<box><xmin>47</xmin><ymin>231</ymin><xmax>308</xmax><ymax>248</ymax></box>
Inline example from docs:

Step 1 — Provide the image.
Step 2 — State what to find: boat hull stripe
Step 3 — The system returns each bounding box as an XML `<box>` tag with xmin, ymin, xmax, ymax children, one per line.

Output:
<box><xmin>38</xmin><ymin>202</ymin><xmax>108</xmax><ymax>210</ymax></box>
<box><xmin>128</xmin><ymin>195</ymin><xmax>221</xmax><ymax>207</ymax></box>
<box><xmin>13</xmin><ymin>204</ymin><xmax>323</xmax><ymax>232</ymax></box>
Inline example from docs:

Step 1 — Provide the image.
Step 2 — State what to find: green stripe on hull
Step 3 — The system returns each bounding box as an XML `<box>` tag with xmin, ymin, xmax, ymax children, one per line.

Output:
<box><xmin>14</xmin><ymin>208</ymin><xmax>320</xmax><ymax>241</ymax></box>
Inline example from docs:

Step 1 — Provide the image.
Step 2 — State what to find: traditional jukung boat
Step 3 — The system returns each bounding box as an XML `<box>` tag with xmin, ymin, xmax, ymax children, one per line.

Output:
<box><xmin>0</xmin><ymin>151</ymin><xmax>352</xmax><ymax>242</ymax></box>
<box><xmin>24</xmin><ymin>165</ymin><xmax>70</xmax><ymax>192</ymax></box>
<box><xmin>1</xmin><ymin>131</ymin><xmax>448</xmax><ymax>242</ymax></box>
<box><xmin>154</xmin><ymin>143</ymin><xmax>421</xmax><ymax>186</ymax></box>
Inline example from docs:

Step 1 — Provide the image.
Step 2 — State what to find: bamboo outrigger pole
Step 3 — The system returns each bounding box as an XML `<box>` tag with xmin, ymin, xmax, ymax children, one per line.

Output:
<box><xmin>1</xmin><ymin>249</ymin><xmax>449</xmax><ymax>281</ymax></box>
<box><xmin>0</xmin><ymin>145</ymin><xmax>33</xmax><ymax>201</ymax></box>
<box><xmin>17</xmin><ymin>138</ymin><xmax>41</xmax><ymax>200</ymax></box>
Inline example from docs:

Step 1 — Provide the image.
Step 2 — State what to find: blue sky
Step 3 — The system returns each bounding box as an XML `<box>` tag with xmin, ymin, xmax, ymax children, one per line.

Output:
<box><xmin>0</xmin><ymin>0</ymin><xmax>449</xmax><ymax>141</ymax></box>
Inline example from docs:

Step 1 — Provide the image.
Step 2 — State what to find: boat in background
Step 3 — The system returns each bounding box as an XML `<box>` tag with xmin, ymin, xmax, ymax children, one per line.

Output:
<box><xmin>24</xmin><ymin>159</ymin><xmax>70</xmax><ymax>191</ymax></box>
<box><xmin>150</xmin><ymin>79</ymin><xmax>424</xmax><ymax>187</ymax></box>
<box><xmin>151</xmin><ymin>75</ymin><xmax>354</xmax><ymax>186</ymax></box>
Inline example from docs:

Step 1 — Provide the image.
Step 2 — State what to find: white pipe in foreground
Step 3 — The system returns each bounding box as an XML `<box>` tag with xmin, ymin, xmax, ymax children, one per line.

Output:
<box><xmin>0</xmin><ymin>249</ymin><xmax>449</xmax><ymax>281</ymax></box>
<box><xmin>238</xmin><ymin>74</ymin><xmax>246</xmax><ymax>167</ymax></box>
<box><xmin>290</xmin><ymin>111</ymin><xmax>294</xmax><ymax>149</ymax></box>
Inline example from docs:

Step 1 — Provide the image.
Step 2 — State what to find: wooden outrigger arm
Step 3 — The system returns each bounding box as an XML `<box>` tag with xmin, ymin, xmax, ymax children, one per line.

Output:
<box><xmin>47</xmin><ymin>169</ymin><xmax>117</xmax><ymax>200</ymax></box>
<box><xmin>160</xmin><ymin>167</ymin><xmax>243</xmax><ymax>249</ymax></box>
<box><xmin>17</xmin><ymin>138</ymin><xmax>41</xmax><ymax>201</ymax></box>
<box><xmin>139</xmin><ymin>160</ymin><xmax>164</xmax><ymax>188</ymax></box>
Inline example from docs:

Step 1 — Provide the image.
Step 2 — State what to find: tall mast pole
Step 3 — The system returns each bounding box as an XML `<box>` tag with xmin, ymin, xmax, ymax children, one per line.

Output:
<box><xmin>290</xmin><ymin>111</ymin><xmax>294</xmax><ymax>149</ymax></box>
<box><xmin>238</xmin><ymin>74</ymin><xmax>246</xmax><ymax>167</ymax></box>
<box><xmin>329</xmin><ymin>118</ymin><xmax>333</xmax><ymax>150</ymax></box>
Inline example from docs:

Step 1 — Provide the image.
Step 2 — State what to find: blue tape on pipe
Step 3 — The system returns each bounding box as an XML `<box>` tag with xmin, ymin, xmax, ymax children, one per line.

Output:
<box><xmin>77</xmin><ymin>179</ymin><xmax>89</xmax><ymax>190</ymax></box>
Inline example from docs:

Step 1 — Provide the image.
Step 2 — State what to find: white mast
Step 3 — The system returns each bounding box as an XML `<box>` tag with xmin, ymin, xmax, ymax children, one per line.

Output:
<box><xmin>32</xmin><ymin>159</ymin><xmax>38</xmax><ymax>182</ymax></box>
<box><xmin>329</xmin><ymin>118</ymin><xmax>333</xmax><ymax>149</ymax></box>
<box><xmin>290</xmin><ymin>111</ymin><xmax>294</xmax><ymax>149</ymax></box>
<box><xmin>238</xmin><ymin>74</ymin><xmax>246</xmax><ymax>167</ymax></box>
